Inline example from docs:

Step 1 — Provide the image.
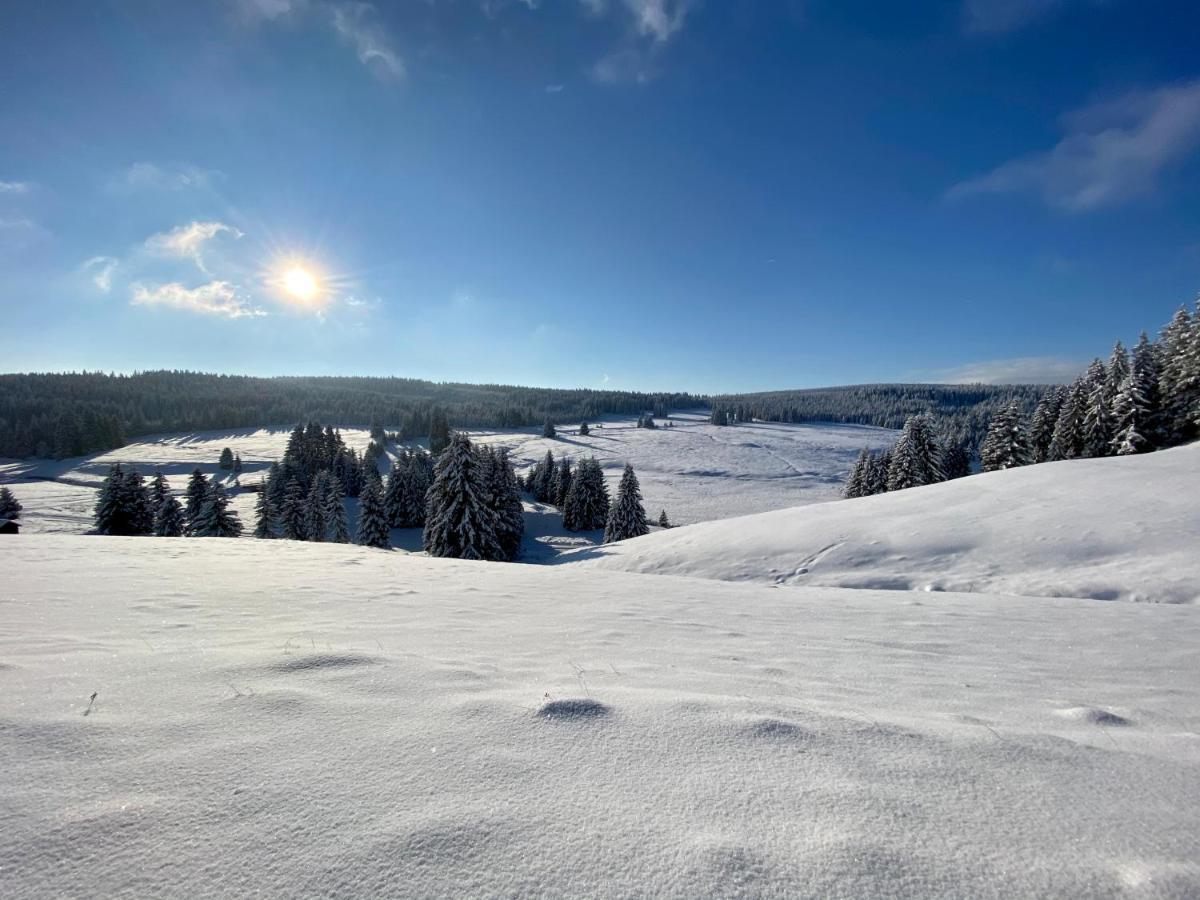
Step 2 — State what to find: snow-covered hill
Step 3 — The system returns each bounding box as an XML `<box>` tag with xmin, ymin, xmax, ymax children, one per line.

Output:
<box><xmin>4</xmin><ymin>536</ymin><xmax>1199</xmax><ymax>897</ymax></box>
<box><xmin>559</xmin><ymin>443</ymin><xmax>1200</xmax><ymax>604</ymax></box>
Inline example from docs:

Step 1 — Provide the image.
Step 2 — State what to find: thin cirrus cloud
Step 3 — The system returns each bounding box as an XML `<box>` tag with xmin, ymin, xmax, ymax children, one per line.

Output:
<box><xmin>131</xmin><ymin>281</ymin><xmax>265</xmax><ymax>319</ymax></box>
<box><xmin>0</xmin><ymin>180</ymin><xmax>33</xmax><ymax>193</ymax></box>
<box><xmin>329</xmin><ymin>3</ymin><xmax>405</xmax><ymax>80</ymax></box>
<box><xmin>112</xmin><ymin>162</ymin><xmax>222</xmax><ymax>192</ymax></box>
<box><xmin>83</xmin><ymin>256</ymin><xmax>119</xmax><ymax>292</ymax></box>
<box><xmin>947</xmin><ymin>80</ymin><xmax>1200</xmax><ymax>212</ymax></box>
<box><xmin>962</xmin><ymin>0</ymin><xmax>1069</xmax><ymax>34</ymax></box>
<box><xmin>143</xmin><ymin>221</ymin><xmax>243</xmax><ymax>274</ymax></box>
<box><xmin>590</xmin><ymin>0</ymin><xmax>696</xmax><ymax>85</ymax></box>
<box><xmin>929</xmin><ymin>355</ymin><xmax>1084</xmax><ymax>385</ymax></box>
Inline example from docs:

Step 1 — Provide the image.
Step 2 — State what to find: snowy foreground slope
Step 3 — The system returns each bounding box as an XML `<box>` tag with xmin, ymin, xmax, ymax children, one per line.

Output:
<box><xmin>4</xmin><ymin>537</ymin><xmax>1200</xmax><ymax>897</ymax></box>
<box><xmin>561</xmin><ymin>443</ymin><xmax>1200</xmax><ymax>605</ymax></box>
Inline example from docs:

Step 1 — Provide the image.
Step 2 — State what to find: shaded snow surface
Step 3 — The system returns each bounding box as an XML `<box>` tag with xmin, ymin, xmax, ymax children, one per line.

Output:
<box><xmin>560</xmin><ymin>442</ymin><xmax>1200</xmax><ymax>604</ymax></box>
<box><xmin>4</xmin><ymin>536</ymin><xmax>1200</xmax><ymax>897</ymax></box>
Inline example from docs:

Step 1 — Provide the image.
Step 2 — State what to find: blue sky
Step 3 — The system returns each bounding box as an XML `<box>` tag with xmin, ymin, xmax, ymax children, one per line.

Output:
<box><xmin>1</xmin><ymin>0</ymin><xmax>1198</xmax><ymax>393</ymax></box>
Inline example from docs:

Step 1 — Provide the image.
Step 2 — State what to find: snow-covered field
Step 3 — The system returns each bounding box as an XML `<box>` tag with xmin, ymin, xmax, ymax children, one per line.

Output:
<box><xmin>563</xmin><ymin>443</ymin><xmax>1200</xmax><ymax>605</ymax></box>
<box><xmin>0</xmin><ymin>413</ymin><xmax>896</xmax><ymax>553</ymax></box>
<box><xmin>4</xmin><ymin>536</ymin><xmax>1199</xmax><ymax>897</ymax></box>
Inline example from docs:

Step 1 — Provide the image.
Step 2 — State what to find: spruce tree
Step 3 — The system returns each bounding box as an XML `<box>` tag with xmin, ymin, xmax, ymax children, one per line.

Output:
<box><xmin>604</xmin><ymin>463</ymin><xmax>649</xmax><ymax>542</ymax></box>
<box><xmin>184</xmin><ymin>468</ymin><xmax>209</xmax><ymax>524</ymax></box>
<box><xmin>534</xmin><ymin>449</ymin><xmax>556</xmax><ymax>503</ymax></box>
<box><xmin>886</xmin><ymin>414</ymin><xmax>943</xmax><ymax>491</ymax></box>
<box><xmin>579</xmin><ymin>422</ymin><xmax>590</xmax><ymax>436</ymax></box>
<box><xmin>866</xmin><ymin>450</ymin><xmax>891</xmax><ymax>495</ymax></box>
<box><xmin>1081</xmin><ymin>358</ymin><xmax>1114</xmax><ymax>457</ymax></box>
<box><xmin>658</xmin><ymin>509</ymin><xmax>671</xmax><ymax>528</ymax></box>
<box><xmin>253</xmin><ymin>487</ymin><xmax>275</xmax><ymax>538</ymax></box>
<box><xmin>0</xmin><ymin>486</ymin><xmax>23</xmax><ymax>520</ymax></box>
<box><xmin>155</xmin><ymin>495</ymin><xmax>185</xmax><ymax>537</ymax></box>
<box><xmin>980</xmin><ymin>402</ymin><xmax>1030</xmax><ymax>471</ymax></box>
<box><xmin>233</xmin><ymin>453</ymin><xmax>243</xmax><ymax>474</ymax></box>
<box><xmin>93</xmin><ymin>464</ymin><xmax>126</xmax><ymax>535</ymax></box>
<box><xmin>150</xmin><ymin>471</ymin><xmax>171</xmax><ymax>510</ymax></box>
<box><xmin>1112</xmin><ymin>374</ymin><xmax>1150</xmax><ymax>455</ymax></box>
<box><xmin>492</xmin><ymin>448</ymin><xmax>525</xmax><ymax>561</ymax></box>
<box><xmin>553</xmin><ymin>457</ymin><xmax>573</xmax><ymax>507</ymax></box>
<box><xmin>1048</xmin><ymin>380</ymin><xmax>1086</xmax><ymax>460</ymax></box>
<box><xmin>423</xmin><ymin>433</ymin><xmax>500</xmax><ymax>560</ymax></box>
<box><xmin>122</xmin><ymin>470</ymin><xmax>156</xmax><ymax>535</ymax></box>
<box><xmin>280</xmin><ymin>478</ymin><xmax>306</xmax><ymax>540</ymax></box>
<box><xmin>1156</xmin><ymin>306</ymin><xmax>1194</xmax><ymax>439</ymax></box>
<box><xmin>190</xmin><ymin>482</ymin><xmax>242</xmax><ymax>538</ymax></box>
<box><xmin>563</xmin><ymin>457</ymin><xmax>610</xmax><ymax>531</ymax></box>
<box><xmin>1028</xmin><ymin>387</ymin><xmax>1063</xmax><ymax>463</ymax></box>
<box><xmin>384</xmin><ymin>463</ymin><xmax>407</xmax><ymax>527</ymax></box>
<box><xmin>304</xmin><ymin>473</ymin><xmax>328</xmax><ymax>541</ymax></box>
<box><xmin>219</xmin><ymin>447</ymin><xmax>234</xmax><ymax>470</ymax></box>
<box><xmin>429</xmin><ymin>409</ymin><xmax>451</xmax><ymax>456</ymax></box>
<box><xmin>326</xmin><ymin>479</ymin><xmax>350</xmax><ymax>543</ymax></box>
<box><xmin>356</xmin><ymin>477</ymin><xmax>391</xmax><ymax>549</ymax></box>
<box><xmin>843</xmin><ymin>449</ymin><xmax>870</xmax><ymax>498</ymax></box>
<box><xmin>941</xmin><ymin>442</ymin><xmax>972</xmax><ymax>480</ymax></box>
<box><xmin>542</xmin><ymin>418</ymin><xmax>557</xmax><ymax>439</ymax></box>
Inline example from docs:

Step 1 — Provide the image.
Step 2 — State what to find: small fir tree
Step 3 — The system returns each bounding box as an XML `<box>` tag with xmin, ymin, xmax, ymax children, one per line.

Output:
<box><xmin>658</xmin><ymin>509</ymin><xmax>671</xmax><ymax>528</ymax></box>
<box><xmin>154</xmin><ymin>495</ymin><xmax>185</xmax><ymax>537</ymax></box>
<box><xmin>219</xmin><ymin>447</ymin><xmax>234</xmax><ymax>470</ymax></box>
<box><xmin>0</xmin><ymin>486</ymin><xmax>23</xmax><ymax>520</ymax></box>
<box><xmin>326</xmin><ymin>479</ymin><xmax>350</xmax><ymax>543</ymax></box>
<box><xmin>189</xmin><ymin>482</ymin><xmax>242</xmax><ymax>537</ymax></box>
<box><xmin>356</xmin><ymin>478</ymin><xmax>391</xmax><ymax>549</ymax></box>
<box><xmin>604</xmin><ymin>463</ymin><xmax>649</xmax><ymax>543</ymax></box>
<box><xmin>253</xmin><ymin>487</ymin><xmax>275</xmax><ymax>538</ymax></box>
<box><xmin>542</xmin><ymin>418</ymin><xmax>557</xmax><ymax>439</ymax></box>
<box><xmin>280</xmin><ymin>478</ymin><xmax>306</xmax><ymax>541</ymax></box>
<box><xmin>887</xmin><ymin>414</ymin><xmax>943</xmax><ymax>490</ymax></box>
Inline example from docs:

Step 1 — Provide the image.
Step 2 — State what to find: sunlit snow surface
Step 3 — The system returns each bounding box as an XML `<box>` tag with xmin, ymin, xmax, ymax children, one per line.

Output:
<box><xmin>3</xmin><ymin>537</ymin><xmax>1199</xmax><ymax>897</ymax></box>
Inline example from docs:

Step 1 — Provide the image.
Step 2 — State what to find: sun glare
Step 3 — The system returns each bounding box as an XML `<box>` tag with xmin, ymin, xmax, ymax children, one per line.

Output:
<box><xmin>282</xmin><ymin>266</ymin><xmax>319</xmax><ymax>302</ymax></box>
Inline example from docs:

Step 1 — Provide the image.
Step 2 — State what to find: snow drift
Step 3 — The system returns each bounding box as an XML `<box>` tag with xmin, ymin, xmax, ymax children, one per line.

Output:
<box><xmin>559</xmin><ymin>443</ymin><xmax>1200</xmax><ymax>604</ymax></box>
<box><xmin>3</xmin><ymin>536</ymin><xmax>1199</xmax><ymax>896</ymax></box>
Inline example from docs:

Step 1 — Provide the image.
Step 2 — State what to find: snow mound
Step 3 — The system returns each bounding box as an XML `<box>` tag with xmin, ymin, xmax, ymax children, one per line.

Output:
<box><xmin>4</xmin><ymin>536</ymin><xmax>1200</xmax><ymax>896</ymax></box>
<box><xmin>559</xmin><ymin>443</ymin><xmax>1200</xmax><ymax>603</ymax></box>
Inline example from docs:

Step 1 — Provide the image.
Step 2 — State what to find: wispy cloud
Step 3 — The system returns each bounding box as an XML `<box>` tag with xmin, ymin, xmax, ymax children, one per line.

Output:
<box><xmin>113</xmin><ymin>162</ymin><xmax>222</xmax><ymax>192</ymax></box>
<box><xmin>234</xmin><ymin>0</ymin><xmax>300</xmax><ymax>23</ymax></box>
<box><xmin>330</xmin><ymin>3</ymin><xmax>404</xmax><ymax>80</ymax></box>
<box><xmin>927</xmin><ymin>355</ymin><xmax>1083</xmax><ymax>385</ymax></box>
<box><xmin>0</xmin><ymin>180</ymin><xmax>32</xmax><ymax>194</ymax></box>
<box><xmin>589</xmin><ymin>0</ymin><xmax>695</xmax><ymax>85</ymax></box>
<box><xmin>84</xmin><ymin>256</ymin><xmax>120</xmax><ymax>292</ymax></box>
<box><xmin>947</xmin><ymin>79</ymin><xmax>1200</xmax><ymax>212</ymax></box>
<box><xmin>144</xmin><ymin>221</ymin><xmax>243</xmax><ymax>273</ymax></box>
<box><xmin>131</xmin><ymin>281</ymin><xmax>265</xmax><ymax>319</ymax></box>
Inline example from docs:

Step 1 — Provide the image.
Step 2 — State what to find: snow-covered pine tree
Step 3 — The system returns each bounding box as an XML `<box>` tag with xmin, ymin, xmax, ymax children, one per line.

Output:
<box><xmin>980</xmin><ymin>402</ymin><xmax>1030</xmax><ymax>471</ymax></box>
<box><xmin>563</xmin><ymin>457</ymin><xmax>610</xmax><ymax>531</ymax></box>
<box><xmin>1156</xmin><ymin>306</ymin><xmax>1193</xmax><ymax>440</ymax></box>
<box><xmin>253</xmin><ymin>486</ymin><xmax>275</xmax><ymax>538</ymax></box>
<box><xmin>534</xmin><ymin>449</ymin><xmax>555</xmax><ymax>503</ymax></box>
<box><xmin>150</xmin><ymin>471</ymin><xmax>171</xmax><ymax>510</ymax></box>
<box><xmin>304</xmin><ymin>473</ymin><xmax>328</xmax><ymax>541</ymax></box>
<box><xmin>542</xmin><ymin>418</ymin><xmax>557</xmax><ymax>439</ymax></box>
<box><xmin>423</xmin><ymin>433</ymin><xmax>500</xmax><ymax>560</ymax></box>
<box><xmin>190</xmin><ymin>482</ymin><xmax>242</xmax><ymax>538</ymax></box>
<box><xmin>1106</xmin><ymin>340</ymin><xmax>1130</xmax><ymax>400</ymax></box>
<box><xmin>356</xmin><ymin>477</ymin><xmax>390</xmax><ymax>549</ymax></box>
<box><xmin>1081</xmin><ymin>358</ymin><xmax>1114</xmax><ymax>457</ymax></box>
<box><xmin>1111</xmin><ymin>373</ymin><xmax>1150</xmax><ymax>455</ymax></box>
<box><xmin>121</xmin><ymin>470</ymin><xmax>156</xmax><ymax>535</ymax></box>
<box><xmin>280</xmin><ymin>478</ymin><xmax>306</xmax><ymax>540</ymax></box>
<box><xmin>658</xmin><ymin>509</ymin><xmax>671</xmax><ymax>528</ymax></box>
<box><xmin>0</xmin><ymin>486</ymin><xmax>23</xmax><ymax>520</ymax></box>
<box><xmin>1028</xmin><ymin>387</ymin><xmax>1063</xmax><ymax>463</ymax></box>
<box><xmin>219</xmin><ymin>447</ymin><xmax>234</xmax><ymax>470</ymax></box>
<box><xmin>184</xmin><ymin>468</ymin><xmax>209</xmax><ymax>524</ymax></box>
<box><xmin>865</xmin><ymin>450</ymin><xmax>890</xmax><ymax>495</ymax></box>
<box><xmin>1129</xmin><ymin>331</ymin><xmax>1162</xmax><ymax>448</ymax></box>
<box><xmin>93</xmin><ymin>463</ymin><xmax>126</xmax><ymax>534</ymax></box>
<box><xmin>604</xmin><ymin>463</ymin><xmax>649</xmax><ymax>543</ymax></box>
<box><xmin>553</xmin><ymin>457</ymin><xmax>572</xmax><ymax>507</ymax></box>
<box><xmin>492</xmin><ymin>448</ymin><xmax>525</xmax><ymax>561</ymax></box>
<box><xmin>886</xmin><ymin>414</ymin><xmax>943</xmax><ymax>490</ymax></box>
<box><xmin>154</xmin><ymin>494</ymin><xmax>185</xmax><ymax>537</ymax></box>
<box><xmin>233</xmin><ymin>453</ymin><xmax>243</xmax><ymax>474</ymax></box>
<box><xmin>941</xmin><ymin>441</ymin><xmax>972</xmax><ymax>480</ymax></box>
<box><xmin>1048</xmin><ymin>380</ymin><xmax>1086</xmax><ymax>460</ymax></box>
<box><xmin>843</xmin><ymin>448</ymin><xmax>871</xmax><ymax>498</ymax></box>
<box><xmin>579</xmin><ymin>422</ymin><xmax>590</xmax><ymax>436</ymax></box>
<box><xmin>325</xmin><ymin>478</ymin><xmax>350</xmax><ymax>543</ymax></box>
<box><xmin>384</xmin><ymin>463</ymin><xmax>407</xmax><ymax>527</ymax></box>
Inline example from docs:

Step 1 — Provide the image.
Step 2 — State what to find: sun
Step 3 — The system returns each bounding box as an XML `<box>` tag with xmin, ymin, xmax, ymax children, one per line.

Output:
<box><xmin>282</xmin><ymin>266</ymin><xmax>319</xmax><ymax>302</ymax></box>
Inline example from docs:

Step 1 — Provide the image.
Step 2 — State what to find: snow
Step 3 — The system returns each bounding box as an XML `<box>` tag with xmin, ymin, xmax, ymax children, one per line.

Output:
<box><xmin>561</xmin><ymin>442</ymin><xmax>1200</xmax><ymax>604</ymax></box>
<box><xmin>4</xmin><ymin>536</ymin><xmax>1200</xmax><ymax>896</ymax></box>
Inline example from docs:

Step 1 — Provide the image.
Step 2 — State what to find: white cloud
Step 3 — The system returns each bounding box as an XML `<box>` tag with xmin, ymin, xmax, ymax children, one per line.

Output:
<box><xmin>928</xmin><ymin>356</ymin><xmax>1083</xmax><ymax>385</ymax></box>
<box><xmin>131</xmin><ymin>281</ymin><xmax>265</xmax><ymax>319</ymax></box>
<box><xmin>330</xmin><ymin>3</ymin><xmax>404</xmax><ymax>80</ymax></box>
<box><xmin>84</xmin><ymin>256</ymin><xmax>120</xmax><ymax>292</ymax></box>
<box><xmin>625</xmin><ymin>0</ymin><xmax>693</xmax><ymax>43</ymax></box>
<box><xmin>962</xmin><ymin>0</ymin><xmax>1067</xmax><ymax>34</ymax></box>
<box><xmin>545</xmin><ymin>83</ymin><xmax>565</xmax><ymax>93</ymax></box>
<box><xmin>234</xmin><ymin>0</ymin><xmax>300</xmax><ymax>23</ymax></box>
<box><xmin>0</xmin><ymin>180</ymin><xmax>32</xmax><ymax>194</ymax></box>
<box><xmin>144</xmin><ymin>221</ymin><xmax>243</xmax><ymax>273</ymax></box>
<box><xmin>114</xmin><ymin>162</ymin><xmax>222</xmax><ymax>192</ymax></box>
<box><xmin>947</xmin><ymin>80</ymin><xmax>1200</xmax><ymax>212</ymax></box>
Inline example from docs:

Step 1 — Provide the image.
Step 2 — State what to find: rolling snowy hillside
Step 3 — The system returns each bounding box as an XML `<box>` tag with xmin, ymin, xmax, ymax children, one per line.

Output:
<box><xmin>3</xmin><ymin>536</ymin><xmax>1199</xmax><ymax>897</ymax></box>
<box><xmin>560</xmin><ymin>443</ymin><xmax>1200</xmax><ymax>605</ymax></box>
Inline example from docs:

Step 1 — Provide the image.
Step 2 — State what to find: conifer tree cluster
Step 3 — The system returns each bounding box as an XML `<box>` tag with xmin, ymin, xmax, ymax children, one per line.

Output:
<box><xmin>636</xmin><ymin>414</ymin><xmax>657</xmax><ymax>429</ymax></box>
<box><xmin>383</xmin><ymin>448</ymin><xmax>434</xmax><ymax>529</ymax></box>
<box><xmin>422</xmin><ymin>433</ymin><xmax>524</xmax><ymax>560</ymax></box>
<box><xmin>0</xmin><ymin>486</ymin><xmax>23</xmax><ymax>521</ymax></box>
<box><xmin>255</xmin><ymin>422</ymin><xmax>365</xmax><ymax>543</ymax></box>
<box><xmin>93</xmin><ymin>464</ymin><xmax>240</xmax><ymax>538</ymax></box>
<box><xmin>563</xmin><ymin>457</ymin><xmax>610</xmax><ymax>531</ymax></box>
